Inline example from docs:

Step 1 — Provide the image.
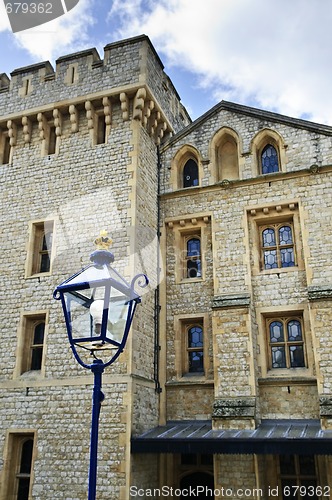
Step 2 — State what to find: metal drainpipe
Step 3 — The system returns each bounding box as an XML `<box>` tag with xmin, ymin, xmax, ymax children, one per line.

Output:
<box><xmin>154</xmin><ymin>145</ymin><xmax>162</xmax><ymax>393</ymax></box>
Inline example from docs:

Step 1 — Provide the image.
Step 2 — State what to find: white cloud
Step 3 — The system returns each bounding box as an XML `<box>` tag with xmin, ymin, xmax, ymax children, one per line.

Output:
<box><xmin>108</xmin><ymin>0</ymin><xmax>332</xmax><ymax>124</ymax></box>
<box><xmin>2</xmin><ymin>0</ymin><xmax>96</xmax><ymax>63</ymax></box>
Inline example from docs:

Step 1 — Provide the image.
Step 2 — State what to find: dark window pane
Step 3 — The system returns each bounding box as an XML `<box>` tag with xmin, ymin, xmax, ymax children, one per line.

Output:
<box><xmin>261</xmin><ymin>144</ymin><xmax>279</xmax><ymax>174</ymax></box>
<box><xmin>40</xmin><ymin>253</ymin><xmax>50</xmax><ymax>273</ymax></box>
<box><xmin>181</xmin><ymin>454</ymin><xmax>197</xmax><ymax>465</ymax></box>
<box><xmin>183</xmin><ymin>159</ymin><xmax>199</xmax><ymax>187</ymax></box>
<box><xmin>17</xmin><ymin>478</ymin><xmax>30</xmax><ymax>500</ymax></box>
<box><xmin>280</xmin><ymin>455</ymin><xmax>296</xmax><ymax>475</ymax></box>
<box><xmin>20</xmin><ymin>439</ymin><xmax>33</xmax><ymax>473</ymax></box>
<box><xmin>299</xmin><ymin>455</ymin><xmax>316</xmax><ymax>476</ymax></box>
<box><xmin>289</xmin><ymin>345</ymin><xmax>305</xmax><ymax>368</ymax></box>
<box><xmin>31</xmin><ymin>347</ymin><xmax>43</xmax><ymax>370</ymax></box>
<box><xmin>187</xmin><ymin>259</ymin><xmax>201</xmax><ymax>278</ymax></box>
<box><xmin>189</xmin><ymin>351</ymin><xmax>204</xmax><ymax>372</ymax></box>
<box><xmin>33</xmin><ymin>323</ymin><xmax>45</xmax><ymax>344</ymax></box>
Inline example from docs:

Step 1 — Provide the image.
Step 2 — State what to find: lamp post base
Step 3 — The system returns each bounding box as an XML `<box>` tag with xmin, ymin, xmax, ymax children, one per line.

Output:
<box><xmin>88</xmin><ymin>359</ymin><xmax>105</xmax><ymax>500</ymax></box>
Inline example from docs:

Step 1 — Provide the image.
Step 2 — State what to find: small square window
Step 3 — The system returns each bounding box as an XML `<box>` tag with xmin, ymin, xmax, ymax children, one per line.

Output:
<box><xmin>26</xmin><ymin>220</ymin><xmax>54</xmax><ymax>277</ymax></box>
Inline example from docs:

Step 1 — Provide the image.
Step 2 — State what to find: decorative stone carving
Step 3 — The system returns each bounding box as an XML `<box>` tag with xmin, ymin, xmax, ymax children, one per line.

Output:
<box><xmin>120</xmin><ymin>92</ymin><xmax>129</xmax><ymax>121</ymax></box>
<box><xmin>53</xmin><ymin>109</ymin><xmax>62</xmax><ymax>137</ymax></box>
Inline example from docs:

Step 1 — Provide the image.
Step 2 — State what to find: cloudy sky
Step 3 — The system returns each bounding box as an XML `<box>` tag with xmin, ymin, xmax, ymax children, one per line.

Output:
<box><xmin>0</xmin><ymin>0</ymin><xmax>332</xmax><ymax>123</ymax></box>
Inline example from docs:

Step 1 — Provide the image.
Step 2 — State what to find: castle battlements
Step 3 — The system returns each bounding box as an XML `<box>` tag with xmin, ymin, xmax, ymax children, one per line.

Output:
<box><xmin>0</xmin><ymin>36</ymin><xmax>191</xmax><ymax>161</ymax></box>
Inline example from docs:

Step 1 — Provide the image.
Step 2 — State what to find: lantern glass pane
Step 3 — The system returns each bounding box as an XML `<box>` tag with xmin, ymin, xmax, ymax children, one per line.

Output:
<box><xmin>104</xmin><ymin>290</ymin><xmax>130</xmax><ymax>343</ymax></box>
<box><xmin>64</xmin><ymin>287</ymin><xmax>98</xmax><ymax>341</ymax></box>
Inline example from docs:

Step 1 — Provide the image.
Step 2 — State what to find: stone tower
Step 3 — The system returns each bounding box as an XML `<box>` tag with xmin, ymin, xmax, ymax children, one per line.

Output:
<box><xmin>0</xmin><ymin>35</ymin><xmax>189</xmax><ymax>499</ymax></box>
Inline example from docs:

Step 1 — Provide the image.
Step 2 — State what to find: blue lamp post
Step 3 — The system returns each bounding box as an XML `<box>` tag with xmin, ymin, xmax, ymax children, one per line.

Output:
<box><xmin>53</xmin><ymin>231</ymin><xmax>148</xmax><ymax>500</ymax></box>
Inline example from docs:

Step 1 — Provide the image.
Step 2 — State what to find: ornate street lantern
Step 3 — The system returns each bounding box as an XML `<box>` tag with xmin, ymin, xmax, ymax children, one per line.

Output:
<box><xmin>53</xmin><ymin>231</ymin><xmax>148</xmax><ymax>500</ymax></box>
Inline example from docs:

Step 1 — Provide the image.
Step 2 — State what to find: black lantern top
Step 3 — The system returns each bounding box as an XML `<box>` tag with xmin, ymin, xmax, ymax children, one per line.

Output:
<box><xmin>53</xmin><ymin>231</ymin><xmax>148</xmax><ymax>369</ymax></box>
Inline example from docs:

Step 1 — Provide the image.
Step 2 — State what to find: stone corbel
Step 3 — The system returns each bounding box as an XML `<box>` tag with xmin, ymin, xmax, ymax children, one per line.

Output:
<box><xmin>22</xmin><ymin>116</ymin><xmax>32</xmax><ymax>144</ymax></box>
<box><xmin>53</xmin><ymin>108</ymin><xmax>62</xmax><ymax>137</ymax></box>
<box><xmin>85</xmin><ymin>100</ymin><xmax>95</xmax><ymax>130</ymax></box>
<box><xmin>69</xmin><ymin>104</ymin><xmax>79</xmax><ymax>133</ymax></box>
<box><xmin>133</xmin><ymin>88</ymin><xmax>146</xmax><ymax>120</ymax></box>
<box><xmin>37</xmin><ymin>112</ymin><xmax>48</xmax><ymax>141</ymax></box>
<box><xmin>143</xmin><ymin>100</ymin><xmax>154</xmax><ymax>126</ymax></box>
<box><xmin>120</xmin><ymin>92</ymin><xmax>129</xmax><ymax>121</ymax></box>
<box><xmin>102</xmin><ymin>97</ymin><xmax>111</xmax><ymax>126</ymax></box>
<box><xmin>156</xmin><ymin>121</ymin><xmax>167</xmax><ymax>145</ymax></box>
<box><xmin>149</xmin><ymin>111</ymin><xmax>160</xmax><ymax>137</ymax></box>
<box><xmin>7</xmin><ymin>120</ymin><xmax>17</xmax><ymax>146</ymax></box>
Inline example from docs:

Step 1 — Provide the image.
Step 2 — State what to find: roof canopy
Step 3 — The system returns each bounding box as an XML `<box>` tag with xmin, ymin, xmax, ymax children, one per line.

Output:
<box><xmin>131</xmin><ymin>420</ymin><xmax>332</xmax><ymax>455</ymax></box>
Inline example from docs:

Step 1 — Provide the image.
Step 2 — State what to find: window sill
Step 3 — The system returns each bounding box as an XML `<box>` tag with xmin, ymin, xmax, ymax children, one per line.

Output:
<box><xmin>258</xmin><ymin>373</ymin><xmax>317</xmax><ymax>386</ymax></box>
<box><xmin>25</xmin><ymin>271</ymin><xmax>52</xmax><ymax>279</ymax></box>
<box><xmin>179</xmin><ymin>277</ymin><xmax>204</xmax><ymax>284</ymax></box>
<box><xmin>252</xmin><ymin>266</ymin><xmax>304</xmax><ymax>276</ymax></box>
<box><xmin>166</xmin><ymin>377</ymin><xmax>214</xmax><ymax>387</ymax></box>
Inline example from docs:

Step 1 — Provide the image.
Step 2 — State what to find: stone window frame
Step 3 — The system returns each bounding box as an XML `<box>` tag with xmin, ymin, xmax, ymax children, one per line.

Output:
<box><xmin>256</xmin><ymin>304</ymin><xmax>314</xmax><ymax>379</ymax></box>
<box><xmin>251</xmin><ymin>128</ymin><xmax>287</xmax><ymax>177</ymax></box>
<box><xmin>25</xmin><ymin>219</ymin><xmax>55</xmax><ymax>278</ymax></box>
<box><xmin>170</xmin><ymin>144</ymin><xmax>203</xmax><ymax>191</ymax></box>
<box><xmin>266</xmin><ymin>315</ymin><xmax>306</xmax><ymax>370</ymax></box>
<box><xmin>247</xmin><ymin>202</ymin><xmax>304</xmax><ymax>276</ymax></box>
<box><xmin>174</xmin><ymin>313</ymin><xmax>210</xmax><ymax>380</ymax></box>
<box><xmin>209</xmin><ymin>126</ymin><xmax>242</xmax><ymax>183</ymax></box>
<box><xmin>14</xmin><ymin>310</ymin><xmax>48</xmax><ymax>379</ymax></box>
<box><xmin>167</xmin><ymin>216</ymin><xmax>210</xmax><ymax>284</ymax></box>
<box><xmin>1</xmin><ymin>430</ymin><xmax>36</xmax><ymax>500</ymax></box>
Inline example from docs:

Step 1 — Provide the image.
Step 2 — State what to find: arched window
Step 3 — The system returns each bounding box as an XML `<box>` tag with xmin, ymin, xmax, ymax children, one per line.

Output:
<box><xmin>268</xmin><ymin>318</ymin><xmax>305</xmax><ymax>369</ymax></box>
<box><xmin>187</xmin><ymin>325</ymin><xmax>204</xmax><ymax>373</ymax></box>
<box><xmin>183</xmin><ymin>159</ymin><xmax>199</xmax><ymax>188</ymax></box>
<box><xmin>217</xmin><ymin>135</ymin><xmax>239</xmax><ymax>181</ymax></box>
<box><xmin>186</xmin><ymin>237</ymin><xmax>201</xmax><ymax>278</ymax></box>
<box><xmin>261</xmin><ymin>144</ymin><xmax>279</xmax><ymax>174</ymax></box>
<box><xmin>261</xmin><ymin>223</ymin><xmax>295</xmax><ymax>269</ymax></box>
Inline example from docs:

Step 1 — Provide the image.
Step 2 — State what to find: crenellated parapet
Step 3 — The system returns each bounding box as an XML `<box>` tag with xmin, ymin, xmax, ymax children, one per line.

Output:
<box><xmin>0</xmin><ymin>35</ymin><xmax>190</xmax><ymax>140</ymax></box>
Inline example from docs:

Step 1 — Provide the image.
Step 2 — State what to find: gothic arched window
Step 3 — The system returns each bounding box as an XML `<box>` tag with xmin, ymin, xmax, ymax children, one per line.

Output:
<box><xmin>183</xmin><ymin>159</ymin><xmax>199</xmax><ymax>188</ymax></box>
<box><xmin>261</xmin><ymin>144</ymin><xmax>279</xmax><ymax>174</ymax></box>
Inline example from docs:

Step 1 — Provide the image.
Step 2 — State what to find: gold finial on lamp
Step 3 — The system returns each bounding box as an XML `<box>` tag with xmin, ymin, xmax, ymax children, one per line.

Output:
<box><xmin>94</xmin><ymin>230</ymin><xmax>113</xmax><ymax>251</ymax></box>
